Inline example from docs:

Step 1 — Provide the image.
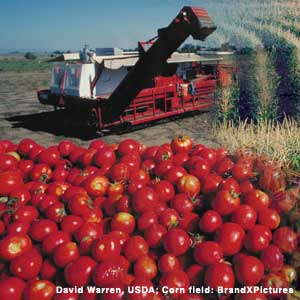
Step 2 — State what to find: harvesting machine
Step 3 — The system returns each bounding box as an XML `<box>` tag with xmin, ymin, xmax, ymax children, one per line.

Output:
<box><xmin>38</xmin><ymin>6</ymin><xmax>223</xmax><ymax>133</ymax></box>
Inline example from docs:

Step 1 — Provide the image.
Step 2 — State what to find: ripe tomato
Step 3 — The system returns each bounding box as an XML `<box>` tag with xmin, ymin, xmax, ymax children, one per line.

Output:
<box><xmin>18</xmin><ymin>138</ymin><xmax>37</xmax><ymax>156</ymax></box>
<box><xmin>119</xmin><ymin>154</ymin><xmax>141</xmax><ymax>174</ymax></box>
<box><xmin>273</xmin><ymin>226</ymin><xmax>297</xmax><ymax>254</ymax></box>
<box><xmin>38</xmin><ymin>147</ymin><xmax>60</xmax><ymax>167</ymax></box>
<box><xmin>23</xmin><ymin>279</ymin><xmax>56</xmax><ymax>300</ymax></box>
<box><xmin>204</xmin><ymin>262</ymin><xmax>235</xmax><ymax>290</ymax></box>
<box><xmin>234</xmin><ymin>255</ymin><xmax>264</xmax><ymax>285</ymax></box>
<box><xmin>155</xmin><ymin>145</ymin><xmax>173</xmax><ymax>162</ymax></box>
<box><xmin>144</xmin><ymin>224</ymin><xmax>167</xmax><ymax>248</ymax></box>
<box><xmin>64</xmin><ymin>256</ymin><xmax>97</xmax><ymax>286</ymax></box>
<box><xmin>216</xmin><ymin>222</ymin><xmax>245</xmax><ymax>256</ymax></box>
<box><xmin>89</xmin><ymin>139</ymin><xmax>106</xmax><ymax>150</ymax></box>
<box><xmin>13</xmin><ymin>205</ymin><xmax>39</xmax><ymax>223</ymax></box>
<box><xmin>53</xmin><ymin>241</ymin><xmax>80</xmax><ymax>267</ymax></box>
<box><xmin>159</xmin><ymin>270</ymin><xmax>190</xmax><ymax>296</ymax></box>
<box><xmin>0</xmin><ymin>234</ymin><xmax>32</xmax><ymax>260</ymax></box>
<box><xmin>214</xmin><ymin>157</ymin><xmax>234</xmax><ymax>175</ymax></box>
<box><xmin>199</xmin><ymin>210</ymin><xmax>222</xmax><ymax>233</ymax></box>
<box><xmin>9</xmin><ymin>247</ymin><xmax>42</xmax><ymax>280</ymax></box>
<box><xmin>82</xmin><ymin>174</ymin><xmax>109</xmax><ymax>197</ymax></box>
<box><xmin>133</xmin><ymin>187</ymin><xmax>158</xmax><ymax>213</ymax></box>
<box><xmin>170</xmin><ymin>193</ymin><xmax>194</xmax><ymax>214</ymax></box>
<box><xmin>232</xmin><ymin>162</ymin><xmax>253</xmax><ymax>181</ymax></box>
<box><xmin>171</xmin><ymin>136</ymin><xmax>193</xmax><ymax>154</ymax></box>
<box><xmin>173</xmin><ymin>152</ymin><xmax>190</xmax><ymax>166</ymax></box>
<box><xmin>79</xmin><ymin>148</ymin><xmax>97</xmax><ymax>167</ymax></box>
<box><xmin>185</xmin><ymin>264</ymin><xmax>204</xmax><ymax>286</ymax></box>
<box><xmin>270</xmin><ymin>189</ymin><xmax>297</xmax><ymax>214</ymax></box>
<box><xmin>177</xmin><ymin>174</ymin><xmax>201</xmax><ymax>198</ymax></box>
<box><xmin>212</xmin><ymin>190</ymin><xmax>240</xmax><ymax>216</ymax></box>
<box><xmin>231</xmin><ymin>205</ymin><xmax>257</xmax><ymax>230</ymax></box>
<box><xmin>194</xmin><ymin>241</ymin><xmax>223</xmax><ymax>266</ymax></box>
<box><xmin>258</xmin><ymin>208</ymin><xmax>280</xmax><ymax>229</ymax></box>
<box><xmin>199</xmin><ymin>148</ymin><xmax>217</xmax><ymax>167</ymax></box>
<box><xmin>137</xmin><ymin>211</ymin><xmax>158</xmax><ymax>231</ymax></box>
<box><xmin>42</xmin><ymin>230</ymin><xmax>71</xmax><ymax>254</ymax></box>
<box><xmin>45</xmin><ymin>202</ymin><xmax>66</xmax><ymax>223</ymax></box>
<box><xmin>163</xmin><ymin>228</ymin><xmax>191</xmax><ymax>256</ymax></box>
<box><xmin>152</xmin><ymin>179</ymin><xmax>175</xmax><ymax>202</ymax></box>
<box><xmin>245</xmin><ymin>189</ymin><xmax>270</xmax><ymax>212</ymax></box>
<box><xmin>154</xmin><ymin>160</ymin><xmax>174</xmax><ymax>177</ymax></box>
<box><xmin>244</xmin><ymin>225</ymin><xmax>272</xmax><ymax>253</ymax></box>
<box><xmin>0</xmin><ymin>276</ymin><xmax>25</xmax><ymax>300</ymax></box>
<box><xmin>189</xmin><ymin>158</ymin><xmax>211</xmax><ymax>179</ymax></box>
<box><xmin>8</xmin><ymin>188</ymin><xmax>31</xmax><ymax>209</ymax></box>
<box><xmin>91</xmin><ymin>234</ymin><xmax>121</xmax><ymax>262</ymax></box>
<box><xmin>261</xmin><ymin>273</ymin><xmax>289</xmax><ymax>298</ymax></box>
<box><xmin>201</xmin><ymin>173</ymin><xmax>222</xmax><ymax>194</ymax></box>
<box><xmin>0</xmin><ymin>154</ymin><xmax>18</xmax><ymax>171</ymax></box>
<box><xmin>30</xmin><ymin>163</ymin><xmax>52</xmax><ymax>182</ymax></box>
<box><xmin>74</xmin><ymin>222</ymin><xmax>103</xmax><ymax>243</ymax></box>
<box><xmin>92</xmin><ymin>256</ymin><xmax>129</xmax><ymax>287</ymax></box>
<box><xmin>142</xmin><ymin>145</ymin><xmax>159</xmax><ymax>160</ymax></box>
<box><xmin>109</xmin><ymin>162</ymin><xmax>130</xmax><ymax>182</ymax></box>
<box><xmin>58</xmin><ymin>140</ymin><xmax>76</xmax><ymax>157</ymax></box>
<box><xmin>0</xmin><ymin>170</ymin><xmax>23</xmax><ymax>196</ymax></box>
<box><xmin>61</xmin><ymin>215</ymin><xmax>84</xmax><ymax>233</ymax></box>
<box><xmin>18</xmin><ymin>159</ymin><xmax>34</xmax><ymax>176</ymax></box>
<box><xmin>124</xmin><ymin>235</ymin><xmax>149</xmax><ymax>262</ymax></box>
<box><xmin>158</xmin><ymin>253</ymin><xmax>181</xmax><ymax>273</ymax></box>
<box><xmin>159</xmin><ymin>208</ymin><xmax>179</xmax><ymax>228</ymax></box>
<box><xmin>134</xmin><ymin>255</ymin><xmax>157</xmax><ymax>280</ymax></box>
<box><xmin>239</xmin><ymin>180</ymin><xmax>254</xmax><ymax>195</ymax></box>
<box><xmin>164</xmin><ymin>166</ymin><xmax>187</xmax><ymax>184</ymax></box>
<box><xmin>179</xmin><ymin>212</ymin><xmax>200</xmax><ymax>232</ymax></box>
<box><xmin>29</xmin><ymin>219</ymin><xmax>58</xmax><ymax>241</ymax></box>
<box><xmin>220</xmin><ymin>177</ymin><xmax>240</xmax><ymax>193</ymax></box>
<box><xmin>111</xmin><ymin>212</ymin><xmax>136</xmax><ymax>234</ymax></box>
<box><xmin>94</xmin><ymin>146</ymin><xmax>116</xmax><ymax>167</ymax></box>
<box><xmin>260</xmin><ymin>245</ymin><xmax>283</xmax><ymax>272</ymax></box>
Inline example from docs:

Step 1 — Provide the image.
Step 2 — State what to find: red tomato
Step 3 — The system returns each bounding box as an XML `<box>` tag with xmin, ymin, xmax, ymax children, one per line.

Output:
<box><xmin>38</xmin><ymin>147</ymin><xmax>60</xmax><ymax>167</ymax></box>
<box><xmin>212</xmin><ymin>190</ymin><xmax>240</xmax><ymax>216</ymax></box>
<box><xmin>194</xmin><ymin>241</ymin><xmax>223</xmax><ymax>266</ymax></box>
<box><xmin>82</xmin><ymin>174</ymin><xmax>109</xmax><ymax>197</ymax></box>
<box><xmin>244</xmin><ymin>225</ymin><xmax>272</xmax><ymax>253</ymax></box>
<box><xmin>177</xmin><ymin>174</ymin><xmax>201</xmax><ymax>198</ymax></box>
<box><xmin>258</xmin><ymin>208</ymin><xmax>280</xmax><ymax>230</ymax></box>
<box><xmin>164</xmin><ymin>166</ymin><xmax>187</xmax><ymax>185</ymax></box>
<box><xmin>261</xmin><ymin>273</ymin><xmax>289</xmax><ymax>298</ymax></box>
<box><xmin>53</xmin><ymin>241</ymin><xmax>79</xmax><ymax>267</ymax></box>
<box><xmin>8</xmin><ymin>188</ymin><xmax>31</xmax><ymax>209</ymax></box>
<box><xmin>199</xmin><ymin>148</ymin><xmax>217</xmax><ymax>166</ymax></box>
<box><xmin>154</xmin><ymin>160</ymin><xmax>174</xmax><ymax>177</ymax></box>
<box><xmin>133</xmin><ymin>187</ymin><xmax>158</xmax><ymax>213</ymax></box>
<box><xmin>137</xmin><ymin>211</ymin><xmax>158</xmax><ymax>231</ymax></box>
<box><xmin>18</xmin><ymin>159</ymin><xmax>34</xmax><ymax>176</ymax></box>
<box><xmin>92</xmin><ymin>256</ymin><xmax>129</xmax><ymax>287</ymax></box>
<box><xmin>201</xmin><ymin>173</ymin><xmax>222</xmax><ymax>194</ymax></box>
<box><xmin>13</xmin><ymin>205</ymin><xmax>39</xmax><ymax>223</ymax></box>
<box><xmin>0</xmin><ymin>234</ymin><xmax>32</xmax><ymax>260</ymax></box>
<box><xmin>231</xmin><ymin>204</ymin><xmax>257</xmax><ymax>230</ymax></box>
<box><xmin>79</xmin><ymin>148</ymin><xmax>97</xmax><ymax>167</ymax></box>
<box><xmin>45</xmin><ymin>202</ymin><xmax>66</xmax><ymax>223</ymax></box>
<box><xmin>189</xmin><ymin>158</ymin><xmax>211</xmax><ymax>179</ymax></box>
<box><xmin>124</xmin><ymin>235</ymin><xmax>149</xmax><ymax>262</ymax></box>
<box><xmin>185</xmin><ymin>264</ymin><xmax>204</xmax><ymax>286</ymax></box>
<box><xmin>68</xmin><ymin>193</ymin><xmax>93</xmax><ymax>216</ymax></box>
<box><xmin>142</xmin><ymin>145</ymin><xmax>159</xmax><ymax>160</ymax></box>
<box><xmin>234</xmin><ymin>255</ymin><xmax>264</xmax><ymax>285</ymax></box>
<box><xmin>88</xmin><ymin>139</ymin><xmax>106</xmax><ymax>150</ymax></box>
<box><xmin>245</xmin><ymin>189</ymin><xmax>270</xmax><ymax>212</ymax></box>
<box><xmin>239</xmin><ymin>180</ymin><xmax>254</xmax><ymax>195</ymax></box>
<box><xmin>0</xmin><ymin>277</ymin><xmax>25</xmax><ymax>300</ymax></box>
<box><xmin>144</xmin><ymin>224</ymin><xmax>167</xmax><ymax>248</ymax></box>
<box><xmin>18</xmin><ymin>138</ymin><xmax>37</xmax><ymax>156</ymax></box>
<box><xmin>118</xmin><ymin>139</ymin><xmax>140</xmax><ymax>155</ymax></box>
<box><xmin>40</xmin><ymin>258</ymin><xmax>57</xmax><ymax>280</ymax></box>
<box><xmin>111</xmin><ymin>212</ymin><xmax>136</xmax><ymax>234</ymax></box>
<box><xmin>0</xmin><ymin>154</ymin><xmax>18</xmax><ymax>170</ymax></box>
<box><xmin>199</xmin><ymin>210</ymin><xmax>222</xmax><ymax>233</ymax></box>
<box><xmin>170</xmin><ymin>193</ymin><xmax>194</xmax><ymax>214</ymax></box>
<box><xmin>91</xmin><ymin>234</ymin><xmax>121</xmax><ymax>262</ymax></box>
<box><xmin>42</xmin><ymin>230</ymin><xmax>71</xmax><ymax>254</ymax></box>
<box><xmin>134</xmin><ymin>255</ymin><xmax>157</xmax><ymax>280</ymax></box>
<box><xmin>171</xmin><ymin>136</ymin><xmax>193</xmax><ymax>154</ymax></box>
<box><xmin>273</xmin><ymin>226</ymin><xmax>297</xmax><ymax>254</ymax></box>
<box><xmin>58</xmin><ymin>140</ymin><xmax>76</xmax><ymax>157</ymax></box>
<box><xmin>74</xmin><ymin>222</ymin><xmax>103</xmax><ymax>243</ymax></box>
<box><xmin>109</xmin><ymin>162</ymin><xmax>130</xmax><ymax>182</ymax></box>
<box><xmin>29</xmin><ymin>219</ymin><xmax>58</xmax><ymax>241</ymax></box>
<box><xmin>214</xmin><ymin>157</ymin><xmax>234</xmax><ymax>175</ymax></box>
<box><xmin>0</xmin><ymin>170</ymin><xmax>23</xmax><ymax>196</ymax></box>
<box><xmin>158</xmin><ymin>253</ymin><xmax>181</xmax><ymax>273</ymax></box>
<box><xmin>159</xmin><ymin>270</ymin><xmax>190</xmax><ymax>296</ymax></box>
<box><xmin>152</xmin><ymin>179</ymin><xmax>175</xmax><ymax>202</ymax></box>
<box><xmin>216</xmin><ymin>222</ymin><xmax>245</xmax><ymax>256</ymax></box>
<box><xmin>260</xmin><ymin>245</ymin><xmax>284</xmax><ymax>272</ymax></box>
<box><xmin>204</xmin><ymin>262</ymin><xmax>235</xmax><ymax>290</ymax></box>
<box><xmin>64</xmin><ymin>256</ymin><xmax>97</xmax><ymax>286</ymax></box>
<box><xmin>155</xmin><ymin>145</ymin><xmax>173</xmax><ymax>162</ymax></box>
<box><xmin>61</xmin><ymin>215</ymin><xmax>84</xmax><ymax>233</ymax></box>
<box><xmin>9</xmin><ymin>247</ymin><xmax>42</xmax><ymax>280</ymax></box>
<box><xmin>232</xmin><ymin>162</ymin><xmax>253</xmax><ymax>181</ymax></box>
<box><xmin>30</xmin><ymin>163</ymin><xmax>52</xmax><ymax>182</ymax></box>
<box><xmin>163</xmin><ymin>228</ymin><xmax>191</xmax><ymax>256</ymax></box>
<box><xmin>23</xmin><ymin>279</ymin><xmax>55</xmax><ymax>300</ymax></box>
<box><xmin>173</xmin><ymin>152</ymin><xmax>190</xmax><ymax>166</ymax></box>
<box><xmin>158</xmin><ymin>208</ymin><xmax>179</xmax><ymax>228</ymax></box>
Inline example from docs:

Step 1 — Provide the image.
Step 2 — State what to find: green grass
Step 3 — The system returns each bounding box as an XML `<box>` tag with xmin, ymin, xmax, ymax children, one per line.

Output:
<box><xmin>0</xmin><ymin>55</ymin><xmax>51</xmax><ymax>73</ymax></box>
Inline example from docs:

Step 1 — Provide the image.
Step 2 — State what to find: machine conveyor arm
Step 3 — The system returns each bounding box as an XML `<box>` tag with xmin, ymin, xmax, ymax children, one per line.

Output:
<box><xmin>101</xmin><ymin>6</ymin><xmax>216</xmax><ymax>123</ymax></box>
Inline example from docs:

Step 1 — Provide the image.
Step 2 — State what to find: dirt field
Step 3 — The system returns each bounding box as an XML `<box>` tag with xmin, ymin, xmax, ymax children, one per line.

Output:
<box><xmin>0</xmin><ymin>69</ymin><xmax>219</xmax><ymax>148</ymax></box>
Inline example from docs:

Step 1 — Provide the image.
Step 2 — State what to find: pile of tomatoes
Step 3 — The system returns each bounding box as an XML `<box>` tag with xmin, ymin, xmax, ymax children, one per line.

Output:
<box><xmin>0</xmin><ymin>136</ymin><xmax>299</xmax><ymax>300</ymax></box>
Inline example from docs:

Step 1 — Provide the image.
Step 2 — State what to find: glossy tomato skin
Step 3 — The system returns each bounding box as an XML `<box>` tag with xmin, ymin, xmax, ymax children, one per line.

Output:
<box><xmin>18</xmin><ymin>138</ymin><xmax>36</xmax><ymax>156</ymax></box>
<box><xmin>212</xmin><ymin>190</ymin><xmax>240</xmax><ymax>216</ymax></box>
<box><xmin>158</xmin><ymin>253</ymin><xmax>181</xmax><ymax>273</ymax></box>
<box><xmin>42</xmin><ymin>230</ymin><xmax>71</xmax><ymax>254</ymax></box>
<box><xmin>13</xmin><ymin>205</ymin><xmax>39</xmax><ymax>223</ymax></box>
<box><xmin>137</xmin><ymin>211</ymin><xmax>158</xmax><ymax>231</ymax></box>
<box><xmin>109</xmin><ymin>162</ymin><xmax>130</xmax><ymax>182</ymax></box>
<box><xmin>152</xmin><ymin>180</ymin><xmax>175</xmax><ymax>202</ymax></box>
<box><xmin>170</xmin><ymin>193</ymin><xmax>194</xmax><ymax>214</ymax></box>
<box><xmin>64</xmin><ymin>256</ymin><xmax>97</xmax><ymax>286</ymax></box>
<box><xmin>194</xmin><ymin>241</ymin><xmax>223</xmax><ymax>266</ymax></box>
<box><xmin>23</xmin><ymin>279</ymin><xmax>56</xmax><ymax>300</ymax></box>
<box><xmin>53</xmin><ymin>241</ymin><xmax>80</xmax><ymax>267</ymax></box>
<box><xmin>163</xmin><ymin>228</ymin><xmax>191</xmax><ymax>256</ymax></box>
<box><xmin>124</xmin><ymin>235</ymin><xmax>149</xmax><ymax>262</ymax></box>
<box><xmin>82</xmin><ymin>174</ymin><xmax>109</xmax><ymax>197</ymax></box>
<box><xmin>231</xmin><ymin>205</ymin><xmax>257</xmax><ymax>230</ymax></box>
<box><xmin>118</xmin><ymin>138</ymin><xmax>140</xmax><ymax>156</ymax></box>
<box><xmin>40</xmin><ymin>258</ymin><xmax>57</xmax><ymax>280</ymax></box>
<box><xmin>189</xmin><ymin>158</ymin><xmax>211</xmax><ymax>179</ymax></box>
<box><xmin>199</xmin><ymin>148</ymin><xmax>217</xmax><ymax>167</ymax></box>
<box><xmin>216</xmin><ymin>223</ymin><xmax>245</xmax><ymax>256</ymax></box>
<box><xmin>0</xmin><ymin>277</ymin><xmax>25</xmax><ymax>300</ymax></box>
<box><xmin>9</xmin><ymin>247</ymin><xmax>42</xmax><ymax>280</ymax></box>
<box><xmin>234</xmin><ymin>255</ymin><xmax>264</xmax><ymax>285</ymax></box>
<box><xmin>0</xmin><ymin>234</ymin><xmax>32</xmax><ymax>260</ymax></box>
<box><xmin>244</xmin><ymin>225</ymin><xmax>272</xmax><ymax>253</ymax></box>
<box><xmin>260</xmin><ymin>245</ymin><xmax>284</xmax><ymax>272</ymax></box>
<box><xmin>0</xmin><ymin>154</ymin><xmax>18</xmax><ymax>171</ymax></box>
<box><xmin>61</xmin><ymin>215</ymin><xmax>84</xmax><ymax>233</ymax></box>
<box><xmin>159</xmin><ymin>270</ymin><xmax>190</xmax><ymax>296</ymax></box>
<box><xmin>245</xmin><ymin>189</ymin><xmax>270</xmax><ymax>212</ymax></box>
<box><xmin>0</xmin><ymin>170</ymin><xmax>23</xmax><ymax>196</ymax></box>
<box><xmin>201</xmin><ymin>173</ymin><xmax>222</xmax><ymax>194</ymax></box>
<box><xmin>91</xmin><ymin>234</ymin><xmax>121</xmax><ymax>262</ymax></box>
<box><xmin>29</xmin><ymin>219</ymin><xmax>58</xmax><ymax>241</ymax></box>
<box><xmin>199</xmin><ymin>210</ymin><xmax>222</xmax><ymax>233</ymax></box>
<box><xmin>133</xmin><ymin>187</ymin><xmax>158</xmax><ymax>213</ymax></box>
<box><xmin>272</xmin><ymin>226</ymin><xmax>297</xmax><ymax>254</ymax></box>
<box><xmin>58</xmin><ymin>140</ymin><xmax>76</xmax><ymax>157</ymax></box>
<box><xmin>171</xmin><ymin>136</ymin><xmax>193</xmax><ymax>154</ymax></box>
<box><xmin>111</xmin><ymin>212</ymin><xmax>136</xmax><ymax>234</ymax></box>
<box><xmin>204</xmin><ymin>262</ymin><xmax>235</xmax><ymax>290</ymax></box>
<box><xmin>144</xmin><ymin>224</ymin><xmax>167</xmax><ymax>248</ymax></box>
<box><xmin>134</xmin><ymin>255</ymin><xmax>157</xmax><ymax>280</ymax></box>
<box><xmin>258</xmin><ymin>208</ymin><xmax>280</xmax><ymax>229</ymax></box>
<box><xmin>177</xmin><ymin>174</ymin><xmax>201</xmax><ymax>198</ymax></box>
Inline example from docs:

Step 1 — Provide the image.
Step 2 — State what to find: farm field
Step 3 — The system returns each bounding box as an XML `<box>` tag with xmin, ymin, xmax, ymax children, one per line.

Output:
<box><xmin>0</xmin><ymin>55</ymin><xmax>219</xmax><ymax>148</ymax></box>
